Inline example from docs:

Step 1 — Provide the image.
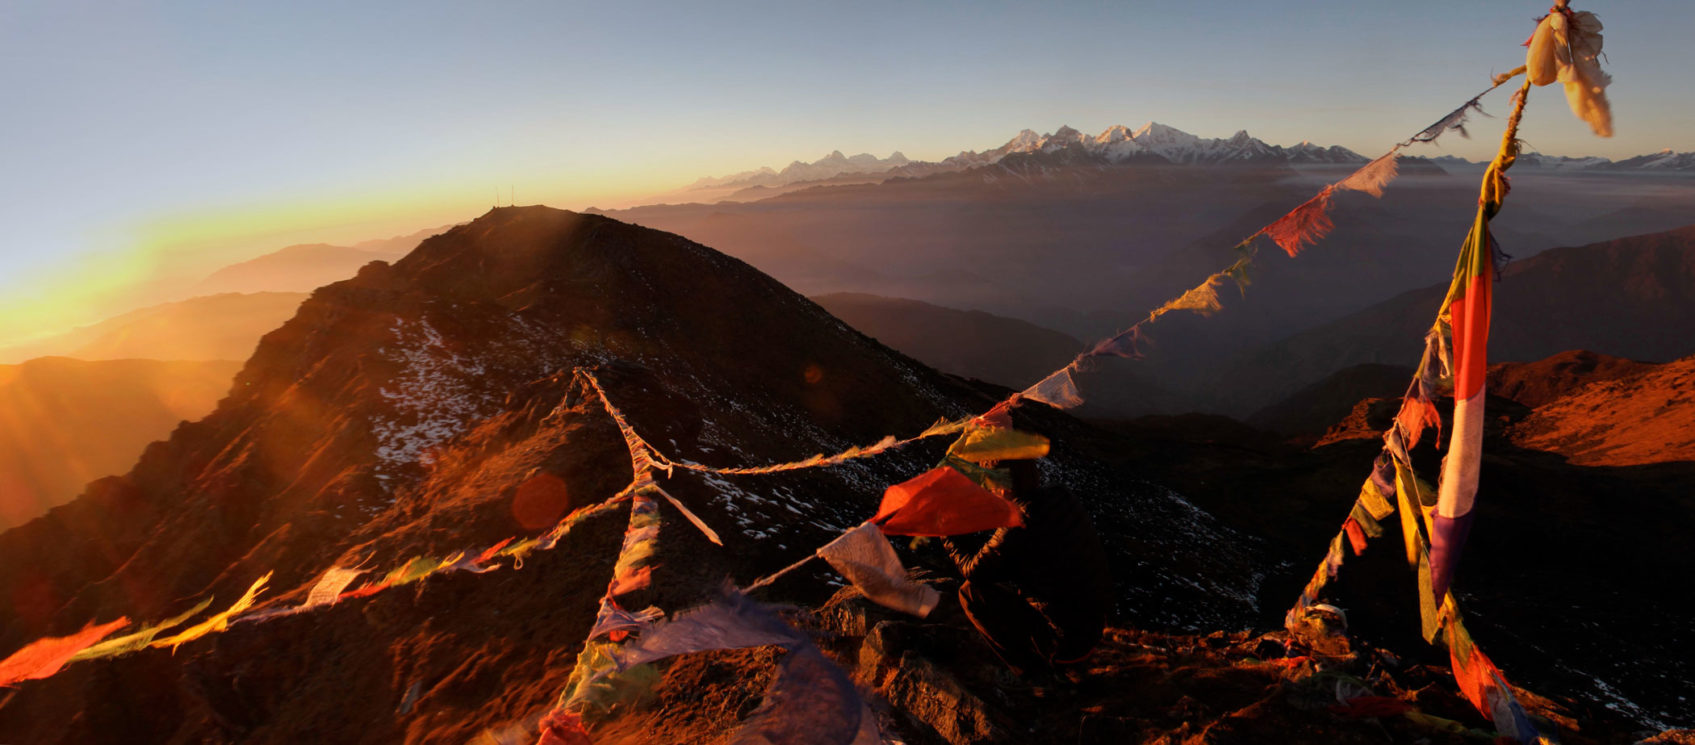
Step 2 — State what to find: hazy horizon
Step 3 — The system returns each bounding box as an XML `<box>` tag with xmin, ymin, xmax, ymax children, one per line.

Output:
<box><xmin>5</xmin><ymin>1</ymin><xmax>1695</xmax><ymax>345</ymax></box>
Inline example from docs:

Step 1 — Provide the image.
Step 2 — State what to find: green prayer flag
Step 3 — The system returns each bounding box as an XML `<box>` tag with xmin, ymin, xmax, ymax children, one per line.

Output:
<box><xmin>1358</xmin><ymin>478</ymin><xmax>1395</xmax><ymax>520</ymax></box>
<box><xmin>1417</xmin><ymin>550</ymin><xmax>1441</xmax><ymax>643</ymax></box>
<box><xmin>1348</xmin><ymin>502</ymin><xmax>1385</xmax><ymax>538</ymax></box>
<box><xmin>71</xmin><ymin>597</ymin><xmax>214</xmax><ymax>662</ymax></box>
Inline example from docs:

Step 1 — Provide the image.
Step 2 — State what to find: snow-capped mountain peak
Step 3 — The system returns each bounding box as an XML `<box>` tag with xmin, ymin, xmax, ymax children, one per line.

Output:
<box><xmin>686</xmin><ymin>124</ymin><xmax>1695</xmax><ymax>198</ymax></box>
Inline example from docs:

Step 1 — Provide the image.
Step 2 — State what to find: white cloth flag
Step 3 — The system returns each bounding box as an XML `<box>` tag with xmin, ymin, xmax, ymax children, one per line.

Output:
<box><xmin>816</xmin><ymin>523</ymin><xmax>938</xmax><ymax>618</ymax></box>
<box><xmin>304</xmin><ymin>567</ymin><xmax>365</xmax><ymax>607</ymax></box>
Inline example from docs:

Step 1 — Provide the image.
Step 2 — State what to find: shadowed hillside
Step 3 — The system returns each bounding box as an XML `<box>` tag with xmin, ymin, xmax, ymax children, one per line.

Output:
<box><xmin>1216</xmin><ymin>225</ymin><xmax>1695</xmax><ymax>415</ymax></box>
<box><xmin>811</xmin><ymin>293</ymin><xmax>1083</xmax><ymax>388</ymax></box>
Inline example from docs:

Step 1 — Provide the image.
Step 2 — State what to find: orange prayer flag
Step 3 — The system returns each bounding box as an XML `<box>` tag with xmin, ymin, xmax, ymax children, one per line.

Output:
<box><xmin>874</xmin><ymin>466</ymin><xmax>1024</xmax><ymax>537</ymax></box>
<box><xmin>0</xmin><ymin>617</ymin><xmax>129</xmax><ymax>686</ymax></box>
<box><xmin>1261</xmin><ymin>188</ymin><xmax>1336</xmax><ymax>257</ymax></box>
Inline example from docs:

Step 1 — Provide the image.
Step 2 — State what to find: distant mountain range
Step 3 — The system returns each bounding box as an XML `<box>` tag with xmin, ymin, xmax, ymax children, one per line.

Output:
<box><xmin>195</xmin><ymin>226</ymin><xmax>445</xmax><ymax>295</ymax></box>
<box><xmin>1433</xmin><ymin>149</ymin><xmax>1695</xmax><ymax>173</ymax></box>
<box><xmin>678</xmin><ymin>124</ymin><xmax>1695</xmax><ymax>201</ymax></box>
<box><xmin>1216</xmin><ymin>225</ymin><xmax>1695</xmax><ymax>414</ymax></box>
<box><xmin>687</xmin><ymin>150</ymin><xmax>913</xmax><ymax>190</ymax></box>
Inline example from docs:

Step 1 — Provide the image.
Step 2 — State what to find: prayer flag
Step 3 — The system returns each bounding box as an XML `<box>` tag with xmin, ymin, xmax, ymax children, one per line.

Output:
<box><xmin>153</xmin><ymin>573</ymin><xmax>272</xmax><ymax>651</ymax></box>
<box><xmin>873</xmin><ymin>466</ymin><xmax>1023</xmax><ymax>537</ymax></box>
<box><xmin>305</xmin><ymin>567</ymin><xmax>366</xmax><ymax>606</ymax></box>
<box><xmin>536</xmin><ymin>709</ymin><xmax>593</xmax><ymax>745</ymax></box>
<box><xmin>1527</xmin><ymin>9</ymin><xmax>1612</xmax><ymax>136</ymax></box>
<box><xmin>589</xmin><ymin>596</ymin><xmax>663</xmax><ymax>642</ymax></box>
<box><xmin>1432</xmin><ymin>153</ymin><xmax>1512</xmax><ymax>602</ymax></box>
<box><xmin>0</xmin><ymin>618</ymin><xmax>129</xmax><ymax>686</ymax></box>
<box><xmin>71</xmin><ymin>598</ymin><xmax>213</xmax><ymax>662</ymax></box>
<box><xmin>382</xmin><ymin>556</ymin><xmax>440</xmax><ymax>587</ymax></box>
<box><xmin>1021</xmin><ymin>367</ymin><xmax>1084</xmax><ymax>410</ymax></box>
<box><xmin>1336</xmin><ymin>151</ymin><xmax>1401</xmax><ymax>198</ymax></box>
<box><xmin>609</xmin><ymin>493</ymin><xmax>662</xmax><ymax>599</ymax></box>
<box><xmin>947</xmin><ymin>426</ymin><xmax>1049</xmax><ymax>464</ymax></box>
<box><xmin>816</xmin><ymin>523</ymin><xmax>939</xmax><ymax>618</ymax></box>
<box><xmin>1262</xmin><ymin>188</ymin><xmax>1336</xmax><ymax>257</ymax></box>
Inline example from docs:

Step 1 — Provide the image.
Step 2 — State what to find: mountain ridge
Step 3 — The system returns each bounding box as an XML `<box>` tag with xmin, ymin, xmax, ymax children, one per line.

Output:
<box><xmin>679</xmin><ymin>124</ymin><xmax>1695</xmax><ymax>200</ymax></box>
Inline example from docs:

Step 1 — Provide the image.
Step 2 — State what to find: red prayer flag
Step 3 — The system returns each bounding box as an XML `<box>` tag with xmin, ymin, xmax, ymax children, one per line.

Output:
<box><xmin>338</xmin><ymin>581</ymin><xmax>391</xmax><ymax>601</ymax></box>
<box><xmin>0</xmin><ymin>617</ymin><xmax>129</xmax><ymax>686</ymax></box>
<box><xmin>874</xmin><ymin>466</ymin><xmax>1023</xmax><ymax>537</ymax></box>
<box><xmin>1343</xmin><ymin>517</ymin><xmax>1369</xmax><ymax>556</ymax></box>
<box><xmin>1261</xmin><ymin>187</ymin><xmax>1336</xmax><ymax>257</ymax></box>
<box><xmin>1451</xmin><ymin>641</ymin><xmax>1503</xmax><ymax>715</ymax></box>
<box><xmin>537</xmin><ymin>709</ymin><xmax>594</xmax><ymax>745</ymax></box>
<box><xmin>475</xmin><ymin>537</ymin><xmax>515</xmax><ymax>565</ymax></box>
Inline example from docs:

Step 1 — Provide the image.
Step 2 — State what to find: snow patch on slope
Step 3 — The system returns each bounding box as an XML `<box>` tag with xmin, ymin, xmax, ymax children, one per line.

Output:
<box><xmin>370</xmin><ymin>317</ymin><xmax>498</xmax><ymax>477</ymax></box>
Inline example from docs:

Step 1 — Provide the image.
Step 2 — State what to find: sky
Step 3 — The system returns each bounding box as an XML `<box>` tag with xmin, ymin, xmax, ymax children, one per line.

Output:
<box><xmin>3</xmin><ymin>0</ymin><xmax>1693</xmax><ymax>344</ymax></box>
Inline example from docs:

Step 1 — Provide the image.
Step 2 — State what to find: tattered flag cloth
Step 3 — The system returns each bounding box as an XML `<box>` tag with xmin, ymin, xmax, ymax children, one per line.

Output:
<box><xmin>536</xmin><ymin>709</ymin><xmax>594</xmax><ymax>745</ymax></box>
<box><xmin>1445</xmin><ymin>615</ymin><xmax>1538</xmax><ymax>743</ymax></box>
<box><xmin>874</xmin><ymin>466</ymin><xmax>1024</xmax><ymax>537</ymax></box>
<box><xmin>1020</xmin><ymin>366</ymin><xmax>1084</xmax><ymax>410</ymax></box>
<box><xmin>0</xmin><ymin>617</ymin><xmax>129</xmax><ymax>686</ymax></box>
<box><xmin>1262</xmin><ymin>188</ymin><xmax>1337</xmax><ymax>258</ymax></box>
<box><xmin>588</xmin><ymin>596</ymin><xmax>663</xmax><ymax>642</ymax></box>
<box><xmin>153</xmin><ymin>572</ymin><xmax>272</xmax><ymax>652</ymax></box>
<box><xmin>609</xmin><ymin>492</ymin><xmax>661</xmax><ymax>599</ymax></box>
<box><xmin>1337</xmin><ymin>151</ymin><xmax>1401</xmax><ymax>198</ymax></box>
<box><xmin>382</xmin><ymin>556</ymin><xmax>441</xmax><ymax>587</ymax></box>
<box><xmin>1431</xmin><ymin>81</ymin><xmax>1528</xmax><ymax>604</ymax></box>
<box><xmin>555</xmin><ymin>592</ymin><xmax>807</xmax><ymax>714</ymax></box>
<box><xmin>1527</xmin><ymin>7</ymin><xmax>1612</xmax><ymax>136</ymax></box>
<box><xmin>730</xmin><ymin>645</ymin><xmax>881</xmax><ymax>745</ymax></box>
<box><xmin>946</xmin><ymin>426</ymin><xmax>1049</xmax><ymax>465</ymax></box>
<box><xmin>440</xmin><ymin>538</ymin><xmax>515</xmax><ymax>575</ymax></box>
<box><xmin>306</xmin><ymin>567</ymin><xmax>367</xmax><ymax>605</ymax></box>
<box><xmin>606</xmin><ymin>592</ymin><xmax>807</xmax><ymax>673</ymax></box>
<box><xmin>70</xmin><ymin>598</ymin><xmax>213</xmax><ymax>663</ymax></box>
<box><xmin>816</xmin><ymin>523</ymin><xmax>939</xmax><ymax>618</ymax></box>
<box><xmin>338</xmin><ymin>580</ymin><xmax>392</xmax><ymax>601</ymax></box>
<box><xmin>556</xmin><ymin>638</ymin><xmax>661</xmax><ymax>717</ymax></box>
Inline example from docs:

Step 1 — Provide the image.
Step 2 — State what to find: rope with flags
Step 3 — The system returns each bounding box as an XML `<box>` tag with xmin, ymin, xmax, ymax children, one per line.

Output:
<box><xmin>1285</xmin><ymin>4</ymin><xmax>1615</xmax><ymax>736</ymax></box>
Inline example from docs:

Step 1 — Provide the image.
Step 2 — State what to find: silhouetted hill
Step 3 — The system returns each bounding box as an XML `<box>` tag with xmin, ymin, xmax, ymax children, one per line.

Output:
<box><xmin>0</xmin><ymin>292</ymin><xmax>307</xmax><ymax>363</ymax></box>
<box><xmin>811</xmin><ymin>292</ymin><xmax>1083</xmax><ymax>388</ymax></box>
<box><xmin>1246</xmin><ymin>363</ymin><xmax>1412</xmax><ymax>439</ymax></box>
<box><xmin>0</xmin><ymin>357</ymin><xmax>243</xmax><ymax>530</ymax></box>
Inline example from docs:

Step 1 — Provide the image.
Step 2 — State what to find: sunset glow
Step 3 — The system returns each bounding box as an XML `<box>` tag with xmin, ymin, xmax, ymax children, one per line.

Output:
<box><xmin>7</xmin><ymin>1</ymin><xmax>1695</xmax><ymax>345</ymax></box>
